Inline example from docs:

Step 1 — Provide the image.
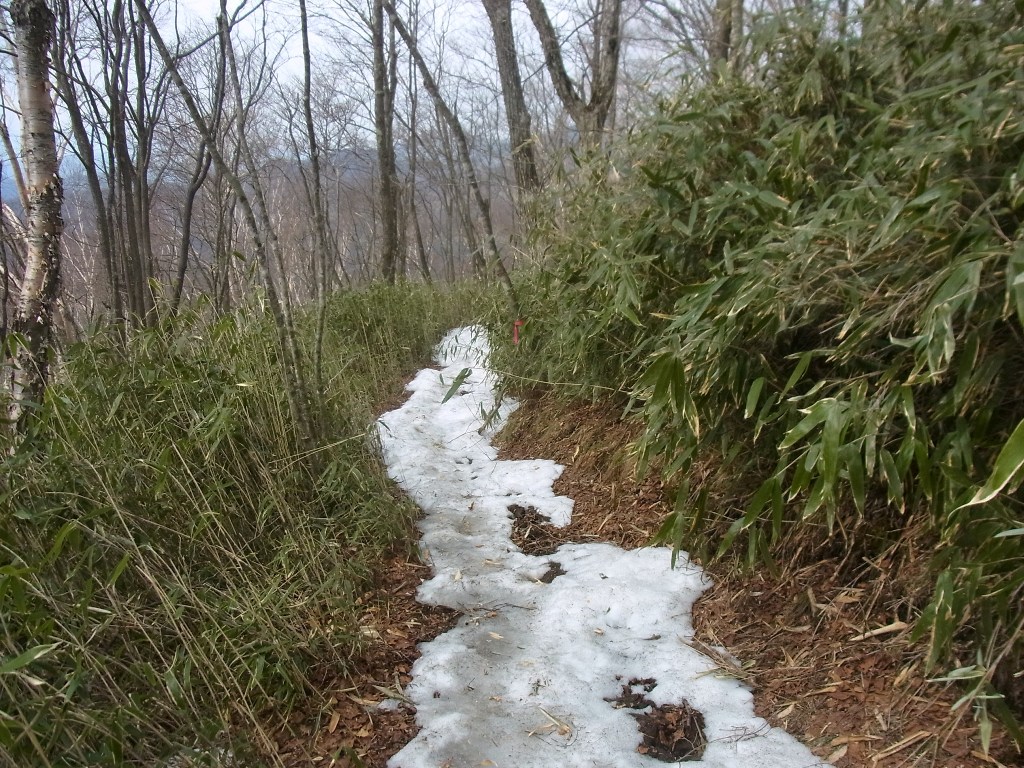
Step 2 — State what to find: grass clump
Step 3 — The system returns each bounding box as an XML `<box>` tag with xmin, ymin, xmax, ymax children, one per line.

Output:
<box><xmin>0</xmin><ymin>281</ymin><xmax>500</xmax><ymax>766</ymax></box>
<box><xmin>501</xmin><ymin>0</ymin><xmax>1024</xmax><ymax>745</ymax></box>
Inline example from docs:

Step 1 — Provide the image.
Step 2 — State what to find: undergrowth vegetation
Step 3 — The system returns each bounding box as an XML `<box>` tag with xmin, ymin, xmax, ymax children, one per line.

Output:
<box><xmin>0</xmin><ymin>282</ymin><xmax>499</xmax><ymax>766</ymax></box>
<box><xmin>499</xmin><ymin>0</ymin><xmax>1024</xmax><ymax>745</ymax></box>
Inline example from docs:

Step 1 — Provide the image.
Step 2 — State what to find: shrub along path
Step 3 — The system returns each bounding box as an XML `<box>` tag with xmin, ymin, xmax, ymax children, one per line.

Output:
<box><xmin>279</xmin><ymin>370</ymin><xmax>1016</xmax><ymax>768</ymax></box>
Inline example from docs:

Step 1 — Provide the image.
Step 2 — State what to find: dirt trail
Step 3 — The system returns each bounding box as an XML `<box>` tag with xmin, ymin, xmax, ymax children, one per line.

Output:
<box><xmin>375</xmin><ymin>327</ymin><xmax>826</xmax><ymax>767</ymax></box>
<box><xmin>279</xmin><ymin>353</ymin><xmax>1015</xmax><ymax>768</ymax></box>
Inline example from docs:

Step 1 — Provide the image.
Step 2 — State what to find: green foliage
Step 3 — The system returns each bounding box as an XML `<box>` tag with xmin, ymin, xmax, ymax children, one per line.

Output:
<box><xmin>504</xmin><ymin>0</ymin><xmax>1024</xmax><ymax>739</ymax></box>
<box><xmin>0</xmin><ymin>282</ymin><xmax>497</xmax><ymax>766</ymax></box>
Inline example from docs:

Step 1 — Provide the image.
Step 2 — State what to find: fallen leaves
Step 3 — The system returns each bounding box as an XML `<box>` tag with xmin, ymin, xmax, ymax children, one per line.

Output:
<box><xmin>690</xmin><ymin>555</ymin><xmax>1017</xmax><ymax>767</ymax></box>
<box><xmin>633</xmin><ymin>702</ymin><xmax>707</xmax><ymax>762</ymax></box>
<box><xmin>275</xmin><ymin>556</ymin><xmax>458</xmax><ymax>767</ymax></box>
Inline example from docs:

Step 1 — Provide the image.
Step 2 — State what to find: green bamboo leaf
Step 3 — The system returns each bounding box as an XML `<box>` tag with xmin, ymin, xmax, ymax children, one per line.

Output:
<box><xmin>822</xmin><ymin>401</ymin><xmax>846</xmax><ymax>487</ymax></box>
<box><xmin>619</xmin><ymin>304</ymin><xmax>642</xmax><ymax>326</ymax></box>
<box><xmin>802</xmin><ymin>477</ymin><xmax>826</xmax><ymax>520</ymax></box>
<box><xmin>958</xmin><ymin>418</ymin><xmax>1024</xmax><ymax>509</ymax></box>
<box><xmin>927</xmin><ymin>570</ymin><xmax>957</xmax><ymax>666</ymax></box>
<box><xmin>164</xmin><ymin>666</ymin><xmax>183</xmax><ymax>705</ymax></box>
<box><xmin>980</xmin><ymin>707</ymin><xmax>993</xmax><ymax>756</ymax></box>
<box><xmin>106</xmin><ymin>552</ymin><xmax>132</xmax><ymax>588</ymax></box>
<box><xmin>670</xmin><ymin>111</ymin><xmax>703</xmax><ymax>123</ymax></box>
<box><xmin>771</xmin><ymin>477</ymin><xmax>784</xmax><ymax>541</ymax></box>
<box><xmin>744</xmin><ymin>377</ymin><xmax>765</xmax><ymax>419</ymax></box>
<box><xmin>717</xmin><ymin>477</ymin><xmax>776</xmax><ymax>556</ymax></box>
<box><xmin>687</xmin><ymin>201</ymin><xmax>699</xmax><ymax>233</ymax></box>
<box><xmin>756</xmin><ymin>189</ymin><xmax>790</xmax><ymax>210</ymax></box>
<box><xmin>880</xmin><ymin>449</ymin><xmax>905</xmax><ymax>512</ymax></box>
<box><xmin>846</xmin><ymin>448</ymin><xmax>866</xmax><ymax>515</ymax></box>
<box><xmin>911</xmin><ymin>162</ymin><xmax>931</xmax><ymax>197</ymax></box>
<box><xmin>0</xmin><ymin>643</ymin><xmax>59</xmax><ymax>675</ymax></box>
<box><xmin>717</xmin><ymin>517</ymin><xmax>746</xmax><ymax>558</ymax></box>
<box><xmin>46</xmin><ymin>521</ymin><xmax>78</xmax><ymax>564</ymax></box>
<box><xmin>789</xmin><ymin>449</ymin><xmax>812</xmax><ymax>497</ymax></box>
<box><xmin>867</xmin><ymin>198</ymin><xmax>906</xmax><ymax>254</ymax></box>
<box><xmin>915</xmin><ymin>440</ymin><xmax>934</xmax><ymax>501</ymax></box>
<box><xmin>781</xmin><ymin>351</ymin><xmax>812</xmax><ymax>397</ymax></box>
<box><xmin>779</xmin><ymin>398</ymin><xmax>834</xmax><ymax>449</ymax></box>
<box><xmin>865</xmin><ymin>428</ymin><xmax>877</xmax><ymax>478</ymax></box>
<box><xmin>441</xmin><ymin>368</ymin><xmax>472</xmax><ymax>404</ymax></box>
<box><xmin>931</xmin><ymin>665</ymin><xmax>982</xmax><ymax>683</ymax></box>
<box><xmin>1006</xmin><ymin>241</ymin><xmax>1024</xmax><ymax>327</ymax></box>
<box><xmin>722</xmin><ymin>241</ymin><xmax>735</xmax><ymax>274</ymax></box>
<box><xmin>987</xmin><ymin>694</ymin><xmax>1024</xmax><ymax>747</ymax></box>
<box><xmin>653</xmin><ymin>512</ymin><xmax>680</xmax><ymax>547</ymax></box>
<box><xmin>994</xmin><ymin>527</ymin><xmax>1024</xmax><ymax>538</ymax></box>
<box><xmin>906</xmin><ymin>186</ymin><xmax>945</xmax><ymax>209</ymax></box>
<box><xmin>790</xmin><ymin>127</ymin><xmax>803</xmax><ymax>165</ymax></box>
<box><xmin>747</xmin><ymin>525</ymin><xmax>760</xmax><ymax>566</ymax></box>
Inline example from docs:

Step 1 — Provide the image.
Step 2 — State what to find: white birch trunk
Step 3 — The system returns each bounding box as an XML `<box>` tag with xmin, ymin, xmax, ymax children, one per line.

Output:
<box><xmin>5</xmin><ymin>0</ymin><xmax>63</xmax><ymax>434</ymax></box>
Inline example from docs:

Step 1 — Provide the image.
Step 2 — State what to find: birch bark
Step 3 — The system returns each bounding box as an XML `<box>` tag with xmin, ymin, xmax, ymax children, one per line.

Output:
<box><xmin>5</xmin><ymin>0</ymin><xmax>63</xmax><ymax>434</ymax></box>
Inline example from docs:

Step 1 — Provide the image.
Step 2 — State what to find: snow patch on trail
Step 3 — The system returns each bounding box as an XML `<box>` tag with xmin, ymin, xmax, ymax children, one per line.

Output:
<box><xmin>377</xmin><ymin>326</ymin><xmax>829</xmax><ymax>768</ymax></box>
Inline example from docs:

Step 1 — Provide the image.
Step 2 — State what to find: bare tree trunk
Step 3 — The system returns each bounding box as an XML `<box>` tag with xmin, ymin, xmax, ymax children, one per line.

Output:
<box><xmin>728</xmin><ymin>0</ymin><xmax>744</xmax><ymax>70</ymax></box>
<box><xmin>481</xmin><ymin>0</ymin><xmax>539</xmax><ymax>193</ymax></box>
<box><xmin>298</xmin><ymin>0</ymin><xmax>332</xmax><ymax>399</ymax></box>
<box><xmin>50</xmin><ymin>4</ymin><xmax>123</xmax><ymax>325</ymax></box>
<box><xmin>406</xmin><ymin>81</ymin><xmax>431</xmax><ymax>283</ymax></box>
<box><xmin>383</xmin><ymin>0</ymin><xmax>517</xmax><ymax>307</ymax></box>
<box><xmin>218</xmin><ymin>4</ymin><xmax>315</xmax><ymax>438</ymax></box>
<box><xmin>710</xmin><ymin>0</ymin><xmax>730</xmax><ymax>65</ymax></box>
<box><xmin>130</xmin><ymin>0</ymin><xmax>158</xmax><ymax>322</ymax></box>
<box><xmin>53</xmin><ymin>0</ymin><xmax>168</xmax><ymax>329</ymax></box>
<box><xmin>837</xmin><ymin>0</ymin><xmax>850</xmax><ymax>38</ymax></box>
<box><xmin>438</xmin><ymin>117</ymin><xmax>484</xmax><ymax>280</ymax></box>
<box><xmin>411</xmin><ymin>198</ymin><xmax>431</xmax><ymax>283</ymax></box>
<box><xmin>5</xmin><ymin>0</ymin><xmax>63</xmax><ymax>434</ymax></box>
<box><xmin>167</xmin><ymin>8</ymin><xmax>225</xmax><ymax>317</ymax></box>
<box><xmin>171</xmin><ymin>141</ymin><xmax>213</xmax><ymax>313</ymax></box>
<box><xmin>521</xmin><ymin>0</ymin><xmax>621</xmax><ymax>148</ymax></box>
<box><xmin>373</xmin><ymin>0</ymin><xmax>400</xmax><ymax>284</ymax></box>
<box><xmin>212</xmin><ymin>173</ymin><xmax>238</xmax><ymax>314</ymax></box>
<box><xmin>0</xmin><ymin>121</ymin><xmax>27</xmax><ymax>212</ymax></box>
<box><xmin>108</xmin><ymin>0</ymin><xmax>158</xmax><ymax>325</ymax></box>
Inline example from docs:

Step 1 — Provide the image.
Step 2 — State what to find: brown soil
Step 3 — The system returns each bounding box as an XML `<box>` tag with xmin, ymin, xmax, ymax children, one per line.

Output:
<box><xmin>495</xmin><ymin>391</ymin><xmax>670</xmax><ymax>550</ymax></box>
<box><xmin>276</xmin><ymin>556</ymin><xmax>458</xmax><ymax>767</ymax></box>
<box><xmin>279</xmin><ymin>387</ymin><xmax>1019</xmax><ymax>767</ymax></box>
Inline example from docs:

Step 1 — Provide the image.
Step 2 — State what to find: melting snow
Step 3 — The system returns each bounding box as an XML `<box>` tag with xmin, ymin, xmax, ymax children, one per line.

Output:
<box><xmin>377</xmin><ymin>326</ymin><xmax>829</xmax><ymax>768</ymax></box>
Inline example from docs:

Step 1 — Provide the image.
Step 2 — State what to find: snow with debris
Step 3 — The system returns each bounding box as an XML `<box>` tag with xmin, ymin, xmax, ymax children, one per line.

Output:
<box><xmin>377</xmin><ymin>327</ymin><xmax>829</xmax><ymax>768</ymax></box>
